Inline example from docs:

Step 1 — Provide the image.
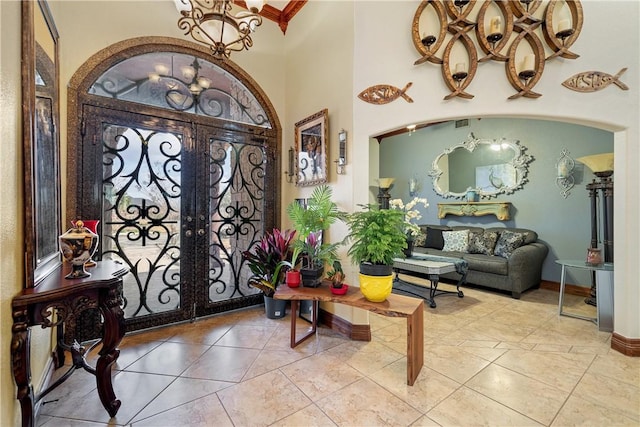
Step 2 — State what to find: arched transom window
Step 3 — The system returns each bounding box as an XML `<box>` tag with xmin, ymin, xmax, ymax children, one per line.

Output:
<box><xmin>89</xmin><ymin>51</ymin><xmax>271</xmax><ymax>128</ymax></box>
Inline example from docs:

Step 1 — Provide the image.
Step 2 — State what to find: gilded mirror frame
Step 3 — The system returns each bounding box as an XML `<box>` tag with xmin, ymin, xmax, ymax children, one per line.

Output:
<box><xmin>22</xmin><ymin>0</ymin><xmax>62</xmax><ymax>287</ymax></box>
<box><xmin>429</xmin><ymin>133</ymin><xmax>533</xmax><ymax>199</ymax></box>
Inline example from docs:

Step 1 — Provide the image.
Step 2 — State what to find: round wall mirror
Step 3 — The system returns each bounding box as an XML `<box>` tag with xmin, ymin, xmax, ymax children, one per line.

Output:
<box><xmin>429</xmin><ymin>133</ymin><xmax>533</xmax><ymax>199</ymax></box>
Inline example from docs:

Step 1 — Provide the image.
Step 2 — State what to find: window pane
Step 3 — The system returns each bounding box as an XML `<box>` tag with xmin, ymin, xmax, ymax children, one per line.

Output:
<box><xmin>90</xmin><ymin>52</ymin><xmax>271</xmax><ymax>128</ymax></box>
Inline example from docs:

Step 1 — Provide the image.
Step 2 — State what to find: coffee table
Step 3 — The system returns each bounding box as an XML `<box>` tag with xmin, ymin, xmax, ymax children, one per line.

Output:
<box><xmin>393</xmin><ymin>254</ymin><xmax>467</xmax><ymax>308</ymax></box>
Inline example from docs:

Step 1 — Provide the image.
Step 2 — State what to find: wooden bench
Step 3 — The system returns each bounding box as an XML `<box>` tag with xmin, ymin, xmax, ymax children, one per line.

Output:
<box><xmin>274</xmin><ymin>284</ymin><xmax>424</xmax><ymax>385</ymax></box>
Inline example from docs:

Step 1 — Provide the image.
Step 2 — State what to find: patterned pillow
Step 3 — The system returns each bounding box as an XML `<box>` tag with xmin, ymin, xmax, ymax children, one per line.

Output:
<box><xmin>468</xmin><ymin>231</ymin><xmax>499</xmax><ymax>255</ymax></box>
<box><xmin>442</xmin><ymin>230</ymin><xmax>470</xmax><ymax>252</ymax></box>
<box><xmin>424</xmin><ymin>227</ymin><xmax>446</xmax><ymax>249</ymax></box>
<box><xmin>413</xmin><ymin>229</ymin><xmax>427</xmax><ymax>248</ymax></box>
<box><xmin>494</xmin><ymin>231</ymin><xmax>526</xmax><ymax>258</ymax></box>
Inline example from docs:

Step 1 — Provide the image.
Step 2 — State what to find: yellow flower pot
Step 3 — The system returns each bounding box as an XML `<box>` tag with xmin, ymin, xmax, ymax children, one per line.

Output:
<box><xmin>359</xmin><ymin>273</ymin><xmax>393</xmax><ymax>302</ymax></box>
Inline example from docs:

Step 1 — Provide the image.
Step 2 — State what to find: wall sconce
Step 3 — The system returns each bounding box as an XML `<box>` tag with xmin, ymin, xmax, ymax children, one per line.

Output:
<box><xmin>335</xmin><ymin>129</ymin><xmax>347</xmax><ymax>175</ymax></box>
<box><xmin>408</xmin><ymin>175</ymin><xmax>419</xmax><ymax>197</ymax></box>
<box><xmin>284</xmin><ymin>147</ymin><xmax>295</xmax><ymax>183</ymax></box>
<box><xmin>555</xmin><ymin>148</ymin><xmax>575</xmax><ymax>198</ymax></box>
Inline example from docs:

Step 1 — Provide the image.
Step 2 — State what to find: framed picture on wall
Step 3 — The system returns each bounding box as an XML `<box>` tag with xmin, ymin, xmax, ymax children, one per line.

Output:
<box><xmin>295</xmin><ymin>109</ymin><xmax>328</xmax><ymax>186</ymax></box>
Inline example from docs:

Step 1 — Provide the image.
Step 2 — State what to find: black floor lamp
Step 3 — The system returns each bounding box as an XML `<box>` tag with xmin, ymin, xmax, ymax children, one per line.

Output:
<box><xmin>577</xmin><ymin>153</ymin><xmax>614</xmax><ymax>306</ymax></box>
<box><xmin>377</xmin><ymin>177</ymin><xmax>395</xmax><ymax>209</ymax></box>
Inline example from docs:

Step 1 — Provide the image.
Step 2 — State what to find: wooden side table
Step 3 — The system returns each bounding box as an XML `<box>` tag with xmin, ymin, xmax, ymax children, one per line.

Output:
<box><xmin>274</xmin><ymin>284</ymin><xmax>424</xmax><ymax>385</ymax></box>
<box><xmin>11</xmin><ymin>260</ymin><xmax>128</xmax><ymax>427</ymax></box>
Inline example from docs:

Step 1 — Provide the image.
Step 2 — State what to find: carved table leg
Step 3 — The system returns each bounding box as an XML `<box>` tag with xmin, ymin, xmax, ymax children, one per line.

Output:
<box><xmin>12</xmin><ymin>308</ymin><xmax>35</xmax><ymax>427</ymax></box>
<box><xmin>96</xmin><ymin>286</ymin><xmax>125</xmax><ymax>418</ymax></box>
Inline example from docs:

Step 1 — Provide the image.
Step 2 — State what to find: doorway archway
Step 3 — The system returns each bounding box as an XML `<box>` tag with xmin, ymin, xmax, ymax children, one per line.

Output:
<box><xmin>67</xmin><ymin>37</ymin><xmax>282</xmax><ymax>332</ymax></box>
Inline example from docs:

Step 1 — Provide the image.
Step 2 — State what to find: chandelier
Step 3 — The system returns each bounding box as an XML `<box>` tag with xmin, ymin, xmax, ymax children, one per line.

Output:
<box><xmin>175</xmin><ymin>0</ymin><xmax>265</xmax><ymax>59</ymax></box>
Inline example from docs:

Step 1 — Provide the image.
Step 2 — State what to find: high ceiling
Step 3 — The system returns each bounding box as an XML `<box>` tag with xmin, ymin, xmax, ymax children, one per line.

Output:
<box><xmin>236</xmin><ymin>0</ymin><xmax>307</xmax><ymax>34</ymax></box>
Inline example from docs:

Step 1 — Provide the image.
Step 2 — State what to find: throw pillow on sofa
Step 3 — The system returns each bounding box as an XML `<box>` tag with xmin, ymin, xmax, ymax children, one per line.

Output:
<box><xmin>468</xmin><ymin>231</ymin><xmax>499</xmax><ymax>255</ymax></box>
<box><xmin>494</xmin><ymin>230</ymin><xmax>526</xmax><ymax>258</ymax></box>
<box><xmin>442</xmin><ymin>230</ymin><xmax>470</xmax><ymax>252</ymax></box>
<box><xmin>414</xmin><ymin>227</ymin><xmax>427</xmax><ymax>247</ymax></box>
<box><xmin>424</xmin><ymin>226</ymin><xmax>446</xmax><ymax>249</ymax></box>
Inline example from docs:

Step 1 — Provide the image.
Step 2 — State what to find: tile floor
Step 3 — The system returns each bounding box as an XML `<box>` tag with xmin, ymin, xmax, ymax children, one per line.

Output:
<box><xmin>37</xmin><ymin>279</ymin><xmax>639</xmax><ymax>426</ymax></box>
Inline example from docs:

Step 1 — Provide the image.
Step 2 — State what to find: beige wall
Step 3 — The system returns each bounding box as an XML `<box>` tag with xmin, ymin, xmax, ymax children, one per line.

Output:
<box><xmin>1</xmin><ymin>2</ymin><xmax>56</xmax><ymax>425</ymax></box>
<box><xmin>352</xmin><ymin>1</ymin><xmax>639</xmax><ymax>339</ymax></box>
<box><xmin>0</xmin><ymin>3</ymin><xmax>23</xmax><ymax>424</ymax></box>
<box><xmin>281</xmin><ymin>0</ymin><xmax>359</xmax><ymax>321</ymax></box>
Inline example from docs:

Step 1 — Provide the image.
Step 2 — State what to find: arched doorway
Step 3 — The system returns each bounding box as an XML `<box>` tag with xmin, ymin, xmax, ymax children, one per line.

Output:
<box><xmin>67</xmin><ymin>38</ymin><xmax>282</xmax><ymax>332</ymax></box>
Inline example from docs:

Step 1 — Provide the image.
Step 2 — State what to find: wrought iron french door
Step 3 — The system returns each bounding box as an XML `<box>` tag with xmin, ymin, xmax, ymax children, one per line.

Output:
<box><xmin>79</xmin><ymin>105</ymin><xmax>272</xmax><ymax>331</ymax></box>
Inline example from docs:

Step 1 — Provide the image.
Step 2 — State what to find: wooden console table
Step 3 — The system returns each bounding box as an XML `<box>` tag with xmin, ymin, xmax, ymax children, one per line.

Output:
<box><xmin>274</xmin><ymin>284</ymin><xmax>424</xmax><ymax>385</ymax></box>
<box><xmin>438</xmin><ymin>201</ymin><xmax>512</xmax><ymax>221</ymax></box>
<box><xmin>11</xmin><ymin>260</ymin><xmax>128</xmax><ymax>427</ymax></box>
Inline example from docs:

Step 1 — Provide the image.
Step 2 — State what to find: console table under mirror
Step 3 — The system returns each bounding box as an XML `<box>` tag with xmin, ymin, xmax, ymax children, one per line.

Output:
<box><xmin>429</xmin><ymin>133</ymin><xmax>533</xmax><ymax>200</ymax></box>
<box><xmin>14</xmin><ymin>2</ymin><xmax>127</xmax><ymax>426</ymax></box>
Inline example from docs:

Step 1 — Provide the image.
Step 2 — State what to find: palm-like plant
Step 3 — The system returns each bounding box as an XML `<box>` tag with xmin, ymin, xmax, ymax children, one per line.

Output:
<box><xmin>286</xmin><ymin>185</ymin><xmax>345</xmax><ymax>270</ymax></box>
<box><xmin>242</xmin><ymin>228</ymin><xmax>296</xmax><ymax>297</ymax></box>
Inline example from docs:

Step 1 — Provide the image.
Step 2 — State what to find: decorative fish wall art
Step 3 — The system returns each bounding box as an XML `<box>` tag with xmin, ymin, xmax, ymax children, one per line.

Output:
<box><xmin>358</xmin><ymin>82</ymin><xmax>414</xmax><ymax>104</ymax></box>
<box><xmin>562</xmin><ymin>68</ymin><xmax>629</xmax><ymax>92</ymax></box>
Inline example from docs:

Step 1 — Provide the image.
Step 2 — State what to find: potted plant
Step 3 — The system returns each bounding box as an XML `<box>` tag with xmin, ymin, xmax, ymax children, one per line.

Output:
<box><xmin>287</xmin><ymin>185</ymin><xmax>345</xmax><ymax>287</ymax></box>
<box><xmin>326</xmin><ymin>260</ymin><xmax>348</xmax><ymax>295</ymax></box>
<box><xmin>285</xmin><ymin>246</ymin><xmax>302</xmax><ymax>288</ymax></box>
<box><xmin>242</xmin><ymin>228</ymin><xmax>296</xmax><ymax>318</ymax></box>
<box><xmin>389</xmin><ymin>196</ymin><xmax>429</xmax><ymax>257</ymax></box>
<box><xmin>346</xmin><ymin>204</ymin><xmax>407</xmax><ymax>302</ymax></box>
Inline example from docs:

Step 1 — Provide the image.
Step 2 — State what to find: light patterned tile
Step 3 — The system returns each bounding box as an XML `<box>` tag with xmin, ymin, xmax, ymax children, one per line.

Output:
<box><xmin>588</xmin><ymin>352</ymin><xmax>640</xmax><ymax>387</ymax></box>
<box><xmin>124</xmin><ymin>341</ymin><xmax>210</xmax><ymax>376</ymax></box>
<box><xmin>214</xmin><ymin>324</ymin><xmax>277</xmax><ymax>349</ymax></box>
<box><xmin>243</xmin><ymin>348</ymin><xmax>311</xmax><ymax>380</ymax></box>
<box><xmin>37</xmin><ymin>288</ymin><xmax>638</xmax><ymax>427</ymax></box>
<box><xmin>217</xmin><ymin>370</ymin><xmax>311</xmax><ymax>426</ymax></box>
<box><xmin>428</xmin><ymin>386</ymin><xmax>543</xmax><ymax>426</ymax></box>
<box><xmin>552</xmin><ymin>395</ymin><xmax>639</xmax><ymax>426</ymax></box>
<box><xmin>315</xmin><ymin>378</ymin><xmax>422</xmax><ymax>426</ymax></box>
<box><xmin>572</xmin><ymin>372</ymin><xmax>640</xmax><ymax>421</ymax></box>
<box><xmin>131</xmin><ymin>377</ymin><xmax>232</xmax><ymax>422</ymax></box>
<box><xmin>41</xmin><ymin>371</ymin><xmax>175</xmax><ymax>424</ymax></box>
<box><xmin>423</xmin><ymin>344</ymin><xmax>491</xmax><ymax>384</ymax></box>
<box><xmin>466</xmin><ymin>364</ymin><xmax>569</xmax><ymax>425</ymax></box>
<box><xmin>369</xmin><ymin>360</ymin><xmax>461</xmax><ymax>413</ymax></box>
<box><xmin>495</xmin><ymin>350</ymin><xmax>595</xmax><ymax>393</ymax></box>
<box><xmin>133</xmin><ymin>394</ymin><xmax>233</xmax><ymax>427</ymax></box>
<box><xmin>181</xmin><ymin>346</ymin><xmax>260</xmax><ymax>382</ymax></box>
<box><xmin>534</xmin><ymin>343</ymin><xmax>573</xmax><ymax>353</ymax></box>
<box><xmin>280</xmin><ymin>352</ymin><xmax>364</xmax><ymax>401</ymax></box>
<box><xmin>270</xmin><ymin>404</ymin><xmax>337</xmax><ymax>427</ymax></box>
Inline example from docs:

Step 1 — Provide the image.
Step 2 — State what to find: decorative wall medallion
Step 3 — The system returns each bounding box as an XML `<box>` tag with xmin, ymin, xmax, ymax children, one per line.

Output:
<box><xmin>562</xmin><ymin>68</ymin><xmax>629</xmax><ymax>92</ymax></box>
<box><xmin>357</xmin><ymin>83</ymin><xmax>414</xmax><ymax>104</ymax></box>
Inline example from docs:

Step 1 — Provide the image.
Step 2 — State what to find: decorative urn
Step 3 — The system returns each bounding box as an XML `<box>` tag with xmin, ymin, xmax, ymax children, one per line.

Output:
<box><xmin>59</xmin><ymin>220</ymin><xmax>99</xmax><ymax>279</ymax></box>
